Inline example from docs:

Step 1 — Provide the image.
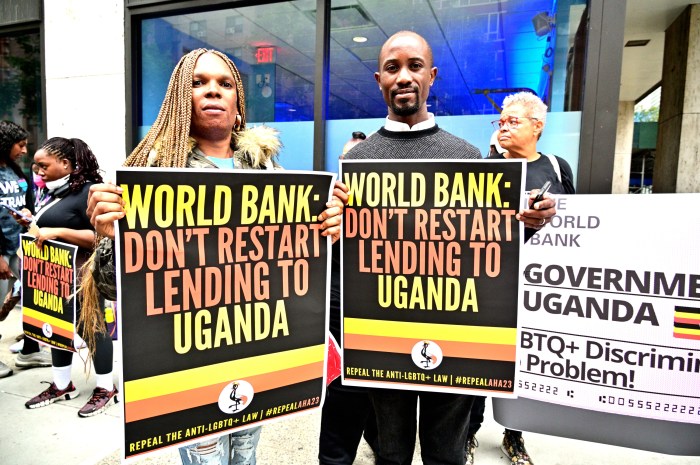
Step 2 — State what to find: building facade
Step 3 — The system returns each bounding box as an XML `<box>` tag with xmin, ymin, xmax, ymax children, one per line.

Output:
<box><xmin>0</xmin><ymin>0</ymin><xmax>618</xmax><ymax>191</ymax></box>
<box><xmin>0</xmin><ymin>0</ymin><xmax>697</xmax><ymax>192</ymax></box>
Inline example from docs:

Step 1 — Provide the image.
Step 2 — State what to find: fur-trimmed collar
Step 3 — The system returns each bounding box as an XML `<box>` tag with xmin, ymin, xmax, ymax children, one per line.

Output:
<box><xmin>233</xmin><ymin>125</ymin><xmax>281</xmax><ymax>168</ymax></box>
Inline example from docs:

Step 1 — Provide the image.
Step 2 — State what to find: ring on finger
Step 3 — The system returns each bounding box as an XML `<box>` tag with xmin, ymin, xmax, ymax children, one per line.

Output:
<box><xmin>540</xmin><ymin>218</ymin><xmax>546</xmax><ymax>226</ymax></box>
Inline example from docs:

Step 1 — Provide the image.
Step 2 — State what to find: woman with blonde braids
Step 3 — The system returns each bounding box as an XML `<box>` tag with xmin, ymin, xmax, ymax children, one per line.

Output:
<box><xmin>84</xmin><ymin>49</ymin><xmax>347</xmax><ymax>465</ymax></box>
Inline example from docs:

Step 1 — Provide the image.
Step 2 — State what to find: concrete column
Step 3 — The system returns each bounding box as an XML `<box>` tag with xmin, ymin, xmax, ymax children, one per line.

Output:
<box><xmin>654</xmin><ymin>4</ymin><xmax>700</xmax><ymax>193</ymax></box>
<box><xmin>611</xmin><ymin>101</ymin><xmax>634</xmax><ymax>193</ymax></box>
<box><xmin>43</xmin><ymin>0</ymin><xmax>126</xmax><ymax>179</ymax></box>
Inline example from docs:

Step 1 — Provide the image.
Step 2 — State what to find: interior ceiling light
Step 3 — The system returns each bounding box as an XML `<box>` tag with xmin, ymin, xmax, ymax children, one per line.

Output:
<box><xmin>625</xmin><ymin>39</ymin><xmax>650</xmax><ymax>47</ymax></box>
<box><xmin>307</xmin><ymin>5</ymin><xmax>374</xmax><ymax>29</ymax></box>
<box><xmin>353</xmin><ymin>36</ymin><xmax>368</xmax><ymax>43</ymax></box>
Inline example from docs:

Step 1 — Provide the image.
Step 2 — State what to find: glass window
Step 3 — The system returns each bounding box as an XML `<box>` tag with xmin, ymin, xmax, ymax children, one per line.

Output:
<box><xmin>326</xmin><ymin>0</ymin><xmax>588</xmax><ymax>178</ymax></box>
<box><xmin>137</xmin><ymin>0</ymin><xmax>588</xmax><ymax>174</ymax></box>
<box><xmin>0</xmin><ymin>31</ymin><xmax>44</xmax><ymax>172</ymax></box>
<box><xmin>629</xmin><ymin>87</ymin><xmax>660</xmax><ymax>193</ymax></box>
<box><xmin>139</xmin><ymin>1</ymin><xmax>318</xmax><ymax>170</ymax></box>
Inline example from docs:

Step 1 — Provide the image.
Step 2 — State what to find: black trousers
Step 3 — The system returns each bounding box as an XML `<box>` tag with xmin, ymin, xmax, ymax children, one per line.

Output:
<box><xmin>319</xmin><ymin>378</ymin><xmax>379</xmax><ymax>465</ymax></box>
<box><xmin>370</xmin><ymin>388</ymin><xmax>474</xmax><ymax>465</ymax></box>
<box><xmin>468</xmin><ymin>395</ymin><xmax>486</xmax><ymax>436</ymax></box>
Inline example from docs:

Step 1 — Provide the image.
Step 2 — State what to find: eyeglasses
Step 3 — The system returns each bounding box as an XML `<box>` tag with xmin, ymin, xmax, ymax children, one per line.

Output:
<box><xmin>491</xmin><ymin>116</ymin><xmax>539</xmax><ymax>130</ymax></box>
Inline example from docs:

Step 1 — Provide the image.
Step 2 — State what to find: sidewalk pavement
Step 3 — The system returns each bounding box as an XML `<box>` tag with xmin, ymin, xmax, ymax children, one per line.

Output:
<box><xmin>2</xmin><ymin>304</ymin><xmax>699</xmax><ymax>465</ymax></box>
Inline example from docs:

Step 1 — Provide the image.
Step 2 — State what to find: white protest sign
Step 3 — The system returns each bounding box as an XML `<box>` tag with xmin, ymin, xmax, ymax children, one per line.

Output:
<box><xmin>517</xmin><ymin>194</ymin><xmax>700</xmax><ymax>424</ymax></box>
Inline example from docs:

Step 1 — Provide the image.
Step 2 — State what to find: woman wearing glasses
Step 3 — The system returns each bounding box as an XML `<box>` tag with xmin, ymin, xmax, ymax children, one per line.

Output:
<box><xmin>466</xmin><ymin>92</ymin><xmax>576</xmax><ymax>465</ymax></box>
<box><xmin>491</xmin><ymin>92</ymin><xmax>576</xmax><ymax>240</ymax></box>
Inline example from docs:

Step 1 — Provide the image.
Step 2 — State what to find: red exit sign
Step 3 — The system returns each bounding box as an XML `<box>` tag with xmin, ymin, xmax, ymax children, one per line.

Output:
<box><xmin>255</xmin><ymin>47</ymin><xmax>276</xmax><ymax>64</ymax></box>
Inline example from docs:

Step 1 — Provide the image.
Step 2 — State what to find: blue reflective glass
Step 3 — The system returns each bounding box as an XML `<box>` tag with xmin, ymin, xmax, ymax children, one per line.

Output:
<box><xmin>328</xmin><ymin>0</ymin><xmax>587</xmax><ymax>119</ymax></box>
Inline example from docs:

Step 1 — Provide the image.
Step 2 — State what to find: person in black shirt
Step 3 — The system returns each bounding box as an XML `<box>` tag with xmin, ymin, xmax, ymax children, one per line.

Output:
<box><xmin>467</xmin><ymin>93</ymin><xmax>575</xmax><ymax>465</ymax></box>
<box><xmin>18</xmin><ymin>137</ymin><xmax>118</xmax><ymax>418</ymax></box>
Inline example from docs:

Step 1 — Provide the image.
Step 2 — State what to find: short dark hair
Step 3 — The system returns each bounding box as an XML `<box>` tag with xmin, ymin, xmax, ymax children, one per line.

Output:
<box><xmin>352</xmin><ymin>131</ymin><xmax>366</xmax><ymax>140</ymax></box>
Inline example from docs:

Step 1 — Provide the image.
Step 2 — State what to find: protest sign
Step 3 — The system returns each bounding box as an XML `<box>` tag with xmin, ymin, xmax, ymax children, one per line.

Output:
<box><xmin>516</xmin><ymin>194</ymin><xmax>700</xmax><ymax>425</ymax></box>
<box><xmin>341</xmin><ymin>159</ymin><xmax>524</xmax><ymax>395</ymax></box>
<box><xmin>21</xmin><ymin>234</ymin><xmax>77</xmax><ymax>351</ymax></box>
<box><xmin>116</xmin><ymin>169</ymin><xmax>335</xmax><ymax>459</ymax></box>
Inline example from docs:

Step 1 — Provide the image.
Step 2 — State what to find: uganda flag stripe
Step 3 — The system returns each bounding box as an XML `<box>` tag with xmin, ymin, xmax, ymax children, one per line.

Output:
<box><xmin>673</xmin><ymin>327</ymin><xmax>700</xmax><ymax>340</ymax></box>
<box><xmin>675</xmin><ymin>313</ymin><xmax>700</xmax><ymax>321</ymax></box>
<box><xmin>344</xmin><ymin>317</ymin><xmax>516</xmax><ymax>345</ymax></box>
<box><xmin>675</xmin><ymin>306</ymin><xmax>700</xmax><ymax>315</ymax></box>
<box><xmin>22</xmin><ymin>307</ymin><xmax>75</xmax><ymax>333</ymax></box>
<box><xmin>125</xmin><ymin>360</ymin><xmax>323</xmax><ymax>422</ymax></box>
<box><xmin>674</xmin><ymin>306</ymin><xmax>700</xmax><ymax>339</ymax></box>
<box><xmin>125</xmin><ymin>344</ymin><xmax>324</xmax><ymax>402</ymax></box>
<box><xmin>23</xmin><ymin>313</ymin><xmax>74</xmax><ymax>340</ymax></box>
<box><xmin>344</xmin><ymin>333</ymin><xmax>515</xmax><ymax>361</ymax></box>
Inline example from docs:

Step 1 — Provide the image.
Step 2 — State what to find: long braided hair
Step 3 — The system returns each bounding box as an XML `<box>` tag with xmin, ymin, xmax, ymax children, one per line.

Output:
<box><xmin>80</xmin><ymin>49</ymin><xmax>248</xmax><ymax>361</ymax></box>
<box><xmin>40</xmin><ymin>137</ymin><xmax>104</xmax><ymax>190</ymax></box>
<box><xmin>124</xmin><ymin>48</ymin><xmax>247</xmax><ymax>167</ymax></box>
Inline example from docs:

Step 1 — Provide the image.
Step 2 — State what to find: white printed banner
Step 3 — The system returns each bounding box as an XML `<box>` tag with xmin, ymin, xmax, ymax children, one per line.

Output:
<box><xmin>517</xmin><ymin>194</ymin><xmax>700</xmax><ymax>424</ymax></box>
